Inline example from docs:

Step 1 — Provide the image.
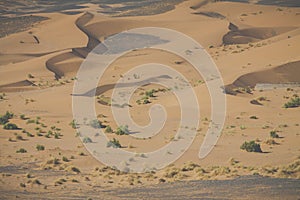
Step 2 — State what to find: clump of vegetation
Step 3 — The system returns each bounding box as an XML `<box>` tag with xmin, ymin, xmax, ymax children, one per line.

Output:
<box><xmin>284</xmin><ymin>97</ymin><xmax>300</xmax><ymax>108</ymax></box>
<box><xmin>3</xmin><ymin>123</ymin><xmax>19</xmax><ymax>130</ymax></box>
<box><xmin>66</xmin><ymin>166</ymin><xmax>80</xmax><ymax>173</ymax></box>
<box><xmin>107</xmin><ymin>138</ymin><xmax>122</xmax><ymax>148</ymax></box>
<box><xmin>69</xmin><ymin>119</ymin><xmax>77</xmax><ymax>129</ymax></box>
<box><xmin>89</xmin><ymin>119</ymin><xmax>103</xmax><ymax>129</ymax></box>
<box><xmin>16</xmin><ymin>148</ymin><xmax>27</xmax><ymax>153</ymax></box>
<box><xmin>20</xmin><ymin>183</ymin><xmax>26</xmax><ymax>188</ymax></box>
<box><xmin>105</xmin><ymin>125</ymin><xmax>113</xmax><ymax>133</ymax></box>
<box><xmin>0</xmin><ymin>93</ymin><xmax>6</xmax><ymax>100</ymax></box>
<box><xmin>145</xmin><ymin>89</ymin><xmax>156</xmax><ymax>97</ymax></box>
<box><xmin>265</xmin><ymin>139</ymin><xmax>278</xmax><ymax>145</ymax></box>
<box><xmin>240</xmin><ymin>141</ymin><xmax>262</xmax><ymax>152</ymax></box>
<box><xmin>15</xmin><ymin>134</ymin><xmax>23</xmax><ymax>140</ymax></box>
<box><xmin>82</xmin><ymin>136</ymin><xmax>92</xmax><ymax>143</ymax></box>
<box><xmin>27</xmin><ymin>74</ymin><xmax>34</xmax><ymax>78</ymax></box>
<box><xmin>270</xmin><ymin>130</ymin><xmax>279</xmax><ymax>138</ymax></box>
<box><xmin>36</xmin><ymin>144</ymin><xmax>45</xmax><ymax>151</ymax></box>
<box><xmin>62</xmin><ymin>156</ymin><xmax>69</xmax><ymax>162</ymax></box>
<box><xmin>0</xmin><ymin>111</ymin><xmax>14</xmax><ymax>125</ymax></box>
<box><xmin>116</xmin><ymin>125</ymin><xmax>129</xmax><ymax>135</ymax></box>
<box><xmin>250</xmin><ymin>116</ymin><xmax>258</xmax><ymax>119</ymax></box>
<box><xmin>19</xmin><ymin>114</ymin><xmax>27</xmax><ymax>120</ymax></box>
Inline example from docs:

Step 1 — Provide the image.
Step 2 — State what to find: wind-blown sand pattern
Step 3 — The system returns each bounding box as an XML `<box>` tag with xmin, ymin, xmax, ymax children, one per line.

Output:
<box><xmin>0</xmin><ymin>0</ymin><xmax>299</xmax><ymax>199</ymax></box>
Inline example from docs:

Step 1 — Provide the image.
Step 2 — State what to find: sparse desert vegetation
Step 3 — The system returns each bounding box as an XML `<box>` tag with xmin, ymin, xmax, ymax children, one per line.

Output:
<box><xmin>240</xmin><ymin>141</ymin><xmax>262</xmax><ymax>153</ymax></box>
<box><xmin>0</xmin><ymin>0</ymin><xmax>300</xmax><ymax>199</ymax></box>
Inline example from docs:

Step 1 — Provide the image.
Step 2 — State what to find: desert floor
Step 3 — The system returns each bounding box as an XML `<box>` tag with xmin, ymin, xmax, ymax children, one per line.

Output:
<box><xmin>0</xmin><ymin>0</ymin><xmax>299</xmax><ymax>199</ymax></box>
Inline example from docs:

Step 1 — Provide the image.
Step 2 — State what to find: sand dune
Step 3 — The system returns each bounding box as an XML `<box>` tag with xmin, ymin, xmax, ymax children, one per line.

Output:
<box><xmin>0</xmin><ymin>80</ymin><xmax>36</xmax><ymax>93</ymax></box>
<box><xmin>223</xmin><ymin>26</ymin><xmax>297</xmax><ymax>44</ymax></box>
<box><xmin>225</xmin><ymin>60</ymin><xmax>300</xmax><ymax>94</ymax></box>
<box><xmin>46</xmin><ymin>52</ymin><xmax>83</xmax><ymax>79</ymax></box>
<box><xmin>0</xmin><ymin>1</ymin><xmax>300</xmax><ymax>198</ymax></box>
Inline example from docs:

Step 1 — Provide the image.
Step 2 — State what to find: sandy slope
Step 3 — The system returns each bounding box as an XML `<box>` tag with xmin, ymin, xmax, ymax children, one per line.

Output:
<box><xmin>0</xmin><ymin>0</ymin><xmax>299</xmax><ymax>198</ymax></box>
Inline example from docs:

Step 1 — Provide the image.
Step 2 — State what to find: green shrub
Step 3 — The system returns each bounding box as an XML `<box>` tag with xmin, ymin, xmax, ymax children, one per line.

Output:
<box><xmin>240</xmin><ymin>141</ymin><xmax>262</xmax><ymax>152</ymax></box>
<box><xmin>62</xmin><ymin>156</ymin><xmax>69</xmax><ymax>162</ymax></box>
<box><xmin>26</xmin><ymin>119</ymin><xmax>35</xmax><ymax>124</ymax></box>
<box><xmin>36</xmin><ymin>144</ymin><xmax>45</xmax><ymax>151</ymax></box>
<box><xmin>89</xmin><ymin>119</ymin><xmax>103</xmax><ymax>129</ymax></box>
<box><xmin>145</xmin><ymin>89</ymin><xmax>155</xmax><ymax>97</ymax></box>
<box><xmin>107</xmin><ymin>138</ymin><xmax>121</xmax><ymax>148</ymax></box>
<box><xmin>83</xmin><ymin>136</ymin><xmax>92</xmax><ymax>143</ymax></box>
<box><xmin>143</xmin><ymin>99</ymin><xmax>151</xmax><ymax>104</ymax></box>
<box><xmin>20</xmin><ymin>114</ymin><xmax>27</xmax><ymax>120</ymax></box>
<box><xmin>116</xmin><ymin>125</ymin><xmax>129</xmax><ymax>135</ymax></box>
<box><xmin>3</xmin><ymin>123</ymin><xmax>19</xmax><ymax>130</ymax></box>
<box><xmin>270</xmin><ymin>131</ymin><xmax>279</xmax><ymax>138</ymax></box>
<box><xmin>16</xmin><ymin>148</ymin><xmax>27</xmax><ymax>153</ymax></box>
<box><xmin>0</xmin><ymin>111</ymin><xmax>14</xmax><ymax>125</ymax></box>
<box><xmin>69</xmin><ymin>120</ymin><xmax>77</xmax><ymax>129</ymax></box>
<box><xmin>284</xmin><ymin>97</ymin><xmax>300</xmax><ymax>108</ymax></box>
<box><xmin>27</xmin><ymin>74</ymin><xmax>34</xmax><ymax>78</ymax></box>
<box><xmin>105</xmin><ymin>125</ymin><xmax>113</xmax><ymax>133</ymax></box>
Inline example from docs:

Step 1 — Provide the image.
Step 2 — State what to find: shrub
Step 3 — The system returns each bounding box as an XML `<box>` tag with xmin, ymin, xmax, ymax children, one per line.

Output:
<box><xmin>26</xmin><ymin>119</ymin><xmax>35</xmax><ymax>124</ymax></box>
<box><xmin>240</xmin><ymin>141</ymin><xmax>262</xmax><ymax>152</ymax></box>
<box><xmin>66</xmin><ymin>166</ymin><xmax>80</xmax><ymax>173</ymax></box>
<box><xmin>0</xmin><ymin>111</ymin><xmax>14</xmax><ymax>125</ymax></box>
<box><xmin>27</xmin><ymin>74</ymin><xmax>34</xmax><ymax>78</ymax></box>
<box><xmin>145</xmin><ymin>89</ymin><xmax>155</xmax><ymax>97</ymax></box>
<box><xmin>62</xmin><ymin>156</ymin><xmax>69</xmax><ymax>162</ymax></box>
<box><xmin>284</xmin><ymin>97</ymin><xmax>300</xmax><ymax>108</ymax></box>
<box><xmin>15</xmin><ymin>135</ymin><xmax>23</xmax><ymax>140</ymax></box>
<box><xmin>265</xmin><ymin>139</ymin><xmax>278</xmax><ymax>145</ymax></box>
<box><xmin>69</xmin><ymin>120</ymin><xmax>77</xmax><ymax>129</ymax></box>
<box><xmin>107</xmin><ymin>138</ymin><xmax>121</xmax><ymax>148</ymax></box>
<box><xmin>105</xmin><ymin>125</ymin><xmax>113</xmax><ymax>133</ymax></box>
<box><xmin>20</xmin><ymin>183</ymin><xmax>26</xmax><ymax>187</ymax></box>
<box><xmin>20</xmin><ymin>114</ymin><xmax>27</xmax><ymax>120</ymax></box>
<box><xmin>89</xmin><ymin>119</ymin><xmax>102</xmax><ymax>129</ymax></box>
<box><xmin>54</xmin><ymin>133</ymin><xmax>60</xmax><ymax>139</ymax></box>
<box><xmin>250</xmin><ymin>116</ymin><xmax>258</xmax><ymax>119</ymax></box>
<box><xmin>270</xmin><ymin>130</ymin><xmax>279</xmax><ymax>138</ymax></box>
<box><xmin>3</xmin><ymin>123</ymin><xmax>19</xmax><ymax>130</ymax></box>
<box><xmin>83</xmin><ymin>136</ymin><xmax>92</xmax><ymax>143</ymax></box>
<box><xmin>116</xmin><ymin>125</ymin><xmax>129</xmax><ymax>135</ymax></box>
<box><xmin>36</xmin><ymin>144</ymin><xmax>45</xmax><ymax>151</ymax></box>
<box><xmin>16</xmin><ymin>148</ymin><xmax>27</xmax><ymax>153</ymax></box>
<box><xmin>143</xmin><ymin>99</ymin><xmax>151</xmax><ymax>104</ymax></box>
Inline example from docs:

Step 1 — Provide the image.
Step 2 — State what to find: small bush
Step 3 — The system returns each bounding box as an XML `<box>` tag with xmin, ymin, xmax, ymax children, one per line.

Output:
<box><xmin>284</xmin><ymin>97</ymin><xmax>300</xmax><ymax>108</ymax></box>
<box><xmin>105</xmin><ymin>125</ymin><xmax>113</xmax><ymax>133</ymax></box>
<box><xmin>116</xmin><ymin>125</ymin><xmax>129</xmax><ymax>135</ymax></box>
<box><xmin>36</xmin><ymin>144</ymin><xmax>45</xmax><ymax>151</ymax></box>
<box><xmin>67</xmin><ymin>166</ymin><xmax>80</xmax><ymax>173</ymax></box>
<box><xmin>270</xmin><ymin>130</ymin><xmax>279</xmax><ymax>138</ymax></box>
<box><xmin>54</xmin><ymin>133</ymin><xmax>60</xmax><ymax>139</ymax></box>
<box><xmin>250</xmin><ymin>116</ymin><xmax>258</xmax><ymax>119</ymax></box>
<box><xmin>145</xmin><ymin>89</ymin><xmax>155</xmax><ymax>97</ymax></box>
<box><xmin>83</xmin><ymin>136</ymin><xmax>92</xmax><ymax>143</ymax></box>
<box><xmin>15</xmin><ymin>135</ymin><xmax>23</xmax><ymax>140</ymax></box>
<box><xmin>107</xmin><ymin>138</ymin><xmax>121</xmax><ymax>148</ymax></box>
<box><xmin>240</xmin><ymin>141</ymin><xmax>262</xmax><ymax>152</ymax></box>
<box><xmin>26</xmin><ymin>119</ymin><xmax>35</xmax><ymax>124</ymax></box>
<box><xmin>27</xmin><ymin>74</ymin><xmax>34</xmax><ymax>78</ymax></box>
<box><xmin>16</xmin><ymin>148</ymin><xmax>27</xmax><ymax>153</ymax></box>
<box><xmin>69</xmin><ymin>120</ymin><xmax>77</xmax><ymax>129</ymax></box>
<box><xmin>265</xmin><ymin>139</ymin><xmax>278</xmax><ymax>145</ymax></box>
<box><xmin>62</xmin><ymin>156</ymin><xmax>69</xmax><ymax>162</ymax></box>
<box><xmin>3</xmin><ymin>123</ymin><xmax>19</xmax><ymax>130</ymax></box>
<box><xmin>20</xmin><ymin>114</ymin><xmax>27</xmax><ymax>120</ymax></box>
<box><xmin>0</xmin><ymin>111</ymin><xmax>14</xmax><ymax>125</ymax></box>
<box><xmin>89</xmin><ymin>119</ymin><xmax>103</xmax><ymax>129</ymax></box>
<box><xmin>20</xmin><ymin>183</ymin><xmax>26</xmax><ymax>187</ymax></box>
